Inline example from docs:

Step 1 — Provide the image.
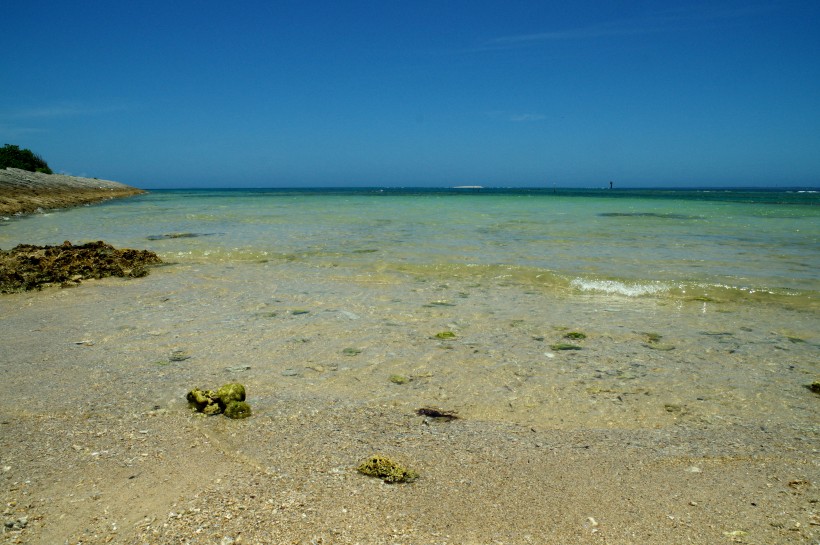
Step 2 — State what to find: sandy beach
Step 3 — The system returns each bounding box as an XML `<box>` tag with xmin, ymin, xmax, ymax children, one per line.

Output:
<box><xmin>1</xmin><ymin>257</ymin><xmax>818</xmax><ymax>545</ymax></box>
<box><xmin>0</xmin><ymin>168</ymin><xmax>145</xmax><ymax>217</ymax></box>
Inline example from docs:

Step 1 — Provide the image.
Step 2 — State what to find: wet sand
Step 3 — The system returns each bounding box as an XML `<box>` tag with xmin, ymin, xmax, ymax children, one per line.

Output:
<box><xmin>1</xmin><ymin>260</ymin><xmax>817</xmax><ymax>544</ymax></box>
<box><xmin>0</xmin><ymin>168</ymin><xmax>145</xmax><ymax>216</ymax></box>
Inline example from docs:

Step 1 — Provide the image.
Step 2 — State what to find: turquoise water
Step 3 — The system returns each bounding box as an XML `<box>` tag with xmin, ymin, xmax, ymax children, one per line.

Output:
<box><xmin>2</xmin><ymin>187</ymin><xmax>818</xmax><ymax>431</ymax></box>
<box><xmin>2</xmin><ymin>188</ymin><xmax>818</xmax><ymax>309</ymax></box>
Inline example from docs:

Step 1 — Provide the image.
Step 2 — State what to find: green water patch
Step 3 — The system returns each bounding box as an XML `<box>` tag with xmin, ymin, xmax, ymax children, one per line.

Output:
<box><xmin>598</xmin><ymin>212</ymin><xmax>703</xmax><ymax>220</ymax></box>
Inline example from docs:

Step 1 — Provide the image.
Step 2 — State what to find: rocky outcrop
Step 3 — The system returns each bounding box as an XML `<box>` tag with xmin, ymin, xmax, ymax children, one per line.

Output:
<box><xmin>0</xmin><ymin>168</ymin><xmax>145</xmax><ymax>216</ymax></box>
<box><xmin>0</xmin><ymin>241</ymin><xmax>161</xmax><ymax>293</ymax></box>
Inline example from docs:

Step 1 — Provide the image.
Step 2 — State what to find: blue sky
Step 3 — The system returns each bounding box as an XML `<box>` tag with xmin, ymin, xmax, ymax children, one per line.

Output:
<box><xmin>2</xmin><ymin>1</ymin><xmax>819</xmax><ymax>188</ymax></box>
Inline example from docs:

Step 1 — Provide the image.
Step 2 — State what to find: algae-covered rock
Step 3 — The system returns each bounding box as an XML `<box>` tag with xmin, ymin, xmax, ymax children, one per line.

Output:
<box><xmin>224</xmin><ymin>401</ymin><xmax>252</xmax><ymax>419</ymax></box>
<box><xmin>357</xmin><ymin>455</ymin><xmax>418</xmax><ymax>483</ymax></box>
<box><xmin>808</xmin><ymin>381</ymin><xmax>820</xmax><ymax>394</ymax></box>
<box><xmin>389</xmin><ymin>374</ymin><xmax>410</xmax><ymax>385</ymax></box>
<box><xmin>564</xmin><ymin>331</ymin><xmax>587</xmax><ymax>340</ymax></box>
<box><xmin>186</xmin><ymin>388</ymin><xmax>220</xmax><ymax>413</ymax></box>
<box><xmin>216</xmin><ymin>383</ymin><xmax>246</xmax><ymax>404</ymax></box>
<box><xmin>187</xmin><ymin>383</ymin><xmax>250</xmax><ymax>417</ymax></box>
<box><xmin>434</xmin><ymin>331</ymin><xmax>456</xmax><ymax>340</ymax></box>
<box><xmin>0</xmin><ymin>241</ymin><xmax>161</xmax><ymax>294</ymax></box>
<box><xmin>202</xmin><ymin>403</ymin><xmax>223</xmax><ymax>416</ymax></box>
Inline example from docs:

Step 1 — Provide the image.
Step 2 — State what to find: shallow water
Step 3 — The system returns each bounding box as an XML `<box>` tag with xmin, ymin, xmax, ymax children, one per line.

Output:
<box><xmin>2</xmin><ymin>188</ymin><xmax>818</xmax><ymax>301</ymax></box>
<box><xmin>2</xmin><ymin>188</ymin><xmax>817</xmax><ymax>434</ymax></box>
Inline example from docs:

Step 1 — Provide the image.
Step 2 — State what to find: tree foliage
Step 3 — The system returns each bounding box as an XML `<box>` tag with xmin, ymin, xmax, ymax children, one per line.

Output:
<box><xmin>0</xmin><ymin>144</ymin><xmax>53</xmax><ymax>174</ymax></box>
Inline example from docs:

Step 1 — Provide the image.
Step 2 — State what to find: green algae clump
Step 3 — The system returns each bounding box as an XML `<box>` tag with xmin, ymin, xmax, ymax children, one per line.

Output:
<box><xmin>216</xmin><ymin>383</ymin><xmax>246</xmax><ymax>404</ymax></box>
<box><xmin>434</xmin><ymin>331</ymin><xmax>456</xmax><ymax>340</ymax></box>
<box><xmin>187</xmin><ymin>388</ymin><xmax>219</xmax><ymax>413</ymax></box>
<box><xmin>224</xmin><ymin>401</ymin><xmax>252</xmax><ymax>419</ymax></box>
<box><xmin>186</xmin><ymin>383</ymin><xmax>251</xmax><ymax>418</ymax></box>
<box><xmin>564</xmin><ymin>331</ymin><xmax>587</xmax><ymax>340</ymax></box>
<box><xmin>357</xmin><ymin>455</ymin><xmax>418</xmax><ymax>483</ymax></box>
<box><xmin>807</xmin><ymin>381</ymin><xmax>820</xmax><ymax>394</ymax></box>
<box><xmin>550</xmin><ymin>343</ymin><xmax>582</xmax><ymax>351</ymax></box>
<box><xmin>643</xmin><ymin>332</ymin><xmax>663</xmax><ymax>343</ymax></box>
<box><xmin>389</xmin><ymin>374</ymin><xmax>410</xmax><ymax>385</ymax></box>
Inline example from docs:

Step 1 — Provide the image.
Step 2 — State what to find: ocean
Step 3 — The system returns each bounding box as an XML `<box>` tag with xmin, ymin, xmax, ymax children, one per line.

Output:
<box><xmin>1</xmin><ymin>187</ymin><xmax>818</xmax><ymax>429</ymax></box>
<box><xmin>2</xmin><ymin>187</ymin><xmax>818</xmax><ymax>307</ymax></box>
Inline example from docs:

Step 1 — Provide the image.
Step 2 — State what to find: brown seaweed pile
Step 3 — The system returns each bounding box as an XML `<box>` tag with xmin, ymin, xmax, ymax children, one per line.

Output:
<box><xmin>0</xmin><ymin>240</ymin><xmax>161</xmax><ymax>293</ymax></box>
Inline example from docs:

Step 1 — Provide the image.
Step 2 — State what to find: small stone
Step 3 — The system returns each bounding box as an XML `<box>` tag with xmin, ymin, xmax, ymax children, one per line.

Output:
<box><xmin>281</xmin><ymin>369</ymin><xmax>299</xmax><ymax>376</ymax></box>
<box><xmin>170</xmin><ymin>350</ymin><xmax>190</xmax><ymax>361</ymax></box>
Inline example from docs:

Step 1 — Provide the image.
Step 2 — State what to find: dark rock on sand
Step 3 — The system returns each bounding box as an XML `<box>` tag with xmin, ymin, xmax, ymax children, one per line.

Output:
<box><xmin>0</xmin><ymin>241</ymin><xmax>162</xmax><ymax>293</ymax></box>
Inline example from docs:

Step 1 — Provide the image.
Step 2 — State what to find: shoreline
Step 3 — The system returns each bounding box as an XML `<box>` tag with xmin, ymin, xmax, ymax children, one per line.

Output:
<box><xmin>0</xmin><ymin>168</ymin><xmax>145</xmax><ymax>216</ymax></box>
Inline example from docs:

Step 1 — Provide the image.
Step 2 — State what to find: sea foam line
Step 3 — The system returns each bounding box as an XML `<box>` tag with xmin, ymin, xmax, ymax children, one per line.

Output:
<box><xmin>570</xmin><ymin>278</ymin><xmax>669</xmax><ymax>297</ymax></box>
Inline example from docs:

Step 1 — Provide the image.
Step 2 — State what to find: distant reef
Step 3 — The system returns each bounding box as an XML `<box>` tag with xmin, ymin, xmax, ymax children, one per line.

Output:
<box><xmin>0</xmin><ymin>167</ymin><xmax>146</xmax><ymax>216</ymax></box>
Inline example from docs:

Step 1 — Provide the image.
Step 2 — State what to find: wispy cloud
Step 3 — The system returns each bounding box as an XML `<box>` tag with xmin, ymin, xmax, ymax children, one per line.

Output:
<box><xmin>2</xmin><ymin>102</ymin><xmax>130</xmax><ymax>120</ymax></box>
<box><xmin>509</xmin><ymin>113</ymin><xmax>546</xmax><ymax>122</ymax></box>
<box><xmin>482</xmin><ymin>4</ymin><xmax>775</xmax><ymax>49</ymax></box>
<box><xmin>0</xmin><ymin>102</ymin><xmax>131</xmax><ymax>138</ymax></box>
<box><xmin>486</xmin><ymin>110</ymin><xmax>546</xmax><ymax>122</ymax></box>
<box><xmin>0</xmin><ymin>124</ymin><xmax>47</xmax><ymax>138</ymax></box>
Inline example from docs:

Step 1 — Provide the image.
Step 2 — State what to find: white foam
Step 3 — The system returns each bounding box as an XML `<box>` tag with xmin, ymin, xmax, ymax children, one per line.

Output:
<box><xmin>570</xmin><ymin>278</ymin><xmax>669</xmax><ymax>297</ymax></box>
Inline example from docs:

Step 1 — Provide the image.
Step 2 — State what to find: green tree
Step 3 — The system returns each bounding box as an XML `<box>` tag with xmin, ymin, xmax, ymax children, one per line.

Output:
<box><xmin>0</xmin><ymin>144</ymin><xmax>53</xmax><ymax>174</ymax></box>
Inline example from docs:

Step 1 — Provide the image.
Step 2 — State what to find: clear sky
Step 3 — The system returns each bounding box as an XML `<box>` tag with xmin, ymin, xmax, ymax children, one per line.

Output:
<box><xmin>2</xmin><ymin>1</ymin><xmax>819</xmax><ymax>188</ymax></box>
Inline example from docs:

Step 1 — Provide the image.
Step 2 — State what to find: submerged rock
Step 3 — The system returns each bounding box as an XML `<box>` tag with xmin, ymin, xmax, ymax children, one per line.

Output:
<box><xmin>146</xmin><ymin>232</ymin><xmax>215</xmax><ymax>240</ymax></box>
<box><xmin>0</xmin><ymin>240</ymin><xmax>161</xmax><ymax>293</ymax></box>
<box><xmin>564</xmin><ymin>331</ymin><xmax>587</xmax><ymax>340</ymax></box>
